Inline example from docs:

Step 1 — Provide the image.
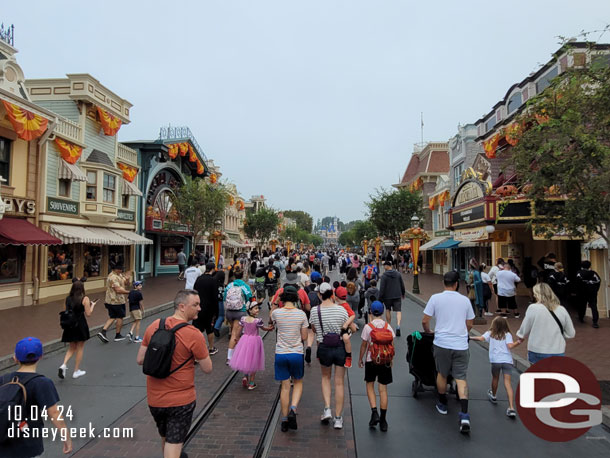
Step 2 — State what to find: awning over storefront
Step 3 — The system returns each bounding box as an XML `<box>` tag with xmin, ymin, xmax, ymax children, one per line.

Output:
<box><xmin>50</xmin><ymin>224</ymin><xmax>152</xmax><ymax>245</ymax></box>
<box><xmin>420</xmin><ymin>237</ymin><xmax>449</xmax><ymax>251</ymax></box>
<box><xmin>433</xmin><ymin>238</ymin><xmax>461</xmax><ymax>250</ymax></box>
<box><xmin>110</xmin><ymin>229</ymin><xmax>153</xmax><ymax>245</ymax></box>
<box><xmin>0</xmin><ymin>218</ymin><xmax>62</xmax><ymax>245</ymax></box>
<box><xmin>58</xmin><ymin>159</ymin><xmax>87</xmax><ymax>182</ymax></box>
<box><xmin>225</xmin><ymin>238</ymin><xmax>246</xmax><ymax>248</ymax></box>
<box><xmin>456</xmin><ymin>241</ymin><xmax>481</xmax><ymax>248</ymax></box>
<box><xmin>122</xmin><ymin>179</ymin><xmax>143</xmax><ymax>196</ymax></box>
<box><xmin>583</xmin><ymin>238</ymin><xmax>608</xmax><ymax>250</ymax></box>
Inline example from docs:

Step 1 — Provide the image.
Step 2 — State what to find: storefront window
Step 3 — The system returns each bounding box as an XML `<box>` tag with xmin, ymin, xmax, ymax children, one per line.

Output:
<box><xmin>58</xmin><ymin>178</ymin><xmax>71</xmax><ymax>198</ymax></box>
<box><xmin>160</xmin><ymin>236</ymin><xmax>184</xmax><ymax>265</ymax></box>
<box><xmin>0</xmin><ymin>246</ymin><xmax>23</xmax><ymax>283</ymax></box>
<box><xmin>83</xmin><ymin>245</ymin><xmax>102</xmax><ymax>278</ymax></box>
<box><xmin>47</xmin><ymin>245</ymin><xmax>74</xmax><ymax>282</ymax></box>
<box><xmin>108</xmin><ymin>246</ymin><xmax>125</xmax><ymax>272</ymax></box>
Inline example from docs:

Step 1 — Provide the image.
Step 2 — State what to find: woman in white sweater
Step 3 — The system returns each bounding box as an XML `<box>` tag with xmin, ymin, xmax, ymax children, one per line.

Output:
<box><xmin>517</xmin><ymin>283</ymin><xmax>575</xmax><ymax>364</ymax></box>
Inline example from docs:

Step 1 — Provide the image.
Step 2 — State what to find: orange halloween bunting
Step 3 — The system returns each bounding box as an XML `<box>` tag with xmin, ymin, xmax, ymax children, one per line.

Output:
<box><xmin>96</xmin><ymin>107</ymin><xmax>122</xmax><ymax>136</ymax></box>
<box><xmin>2</xmin><ymin>101</ymin><xmax>49</xmax><ymax>141</ymax></box>
<box><xmin>118</xmin><ymin>162</ymin><xmax>138</xmax><ymax>182</ymax></box>
<box><xmin>54</xmin><ymin>137</ymin><xmax>83</xmax><ymax>164</ymax></box>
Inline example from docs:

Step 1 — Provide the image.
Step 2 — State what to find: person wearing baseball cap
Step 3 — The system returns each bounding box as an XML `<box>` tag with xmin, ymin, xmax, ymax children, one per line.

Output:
<box><xmin>358</xmin><ymin>301</ymin><xmax>395</xmax><ymax>432</ymax></box>
<box><xmin>333</xmin><ymin>286</ymin><xmax>357</xmax><ymax>368</ymax></box>
<box><xmin>0</xmin><ymin>337</ymin><xmax>73</xmax><ymax>456</ymax></box>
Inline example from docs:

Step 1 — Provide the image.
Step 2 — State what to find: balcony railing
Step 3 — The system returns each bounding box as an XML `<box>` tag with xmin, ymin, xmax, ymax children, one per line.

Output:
<box><xmin>54</xmin><ymin>118</ymin><xmax>83</xmax><ymax>144</ymax></box>
<box><xmin>117</xmin><ymin>143</ymin><xmax>138</xmax><ymax>166</ymax></box>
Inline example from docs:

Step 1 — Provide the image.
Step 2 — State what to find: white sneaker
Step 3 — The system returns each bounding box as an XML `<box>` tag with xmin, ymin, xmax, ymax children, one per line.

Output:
<box><xmin>321</xmin><ymin>407</ymin><xmax>332</xmax><ymax>423</ymax></box>
<box><xmin>58</xmin><ymin>364</ymin><xmax>67</xmax><ymax>379</ymax></box>
<box><xmin>72</xmin><ymin>370</ymin><xmax>86</xmax><ymax>379</ymax></box>
<box><xmin>333</xmin><ymin>416</ymin><xmax>344</xmax><ymax>429</ymax></box>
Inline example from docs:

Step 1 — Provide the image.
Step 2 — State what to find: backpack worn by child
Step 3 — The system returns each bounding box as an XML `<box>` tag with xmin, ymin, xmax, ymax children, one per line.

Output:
<box><xmin>368</xmin><ymin>323</ymin><xmax>395</xmax><ymax>366</ymax></box>
<box><xmin>0</xmin><ymin>373</ymin><xmax>43</xmax><ymax>442</ymax></box>
<box><xmin>225</xmin><ymin>284</ymin><xmax>246</xmax><ymax>311</ymax></box>
<box><xmin>365</xmin><ymin>266</ymin><xmax>375</xmax><ymax>281</ymax></box>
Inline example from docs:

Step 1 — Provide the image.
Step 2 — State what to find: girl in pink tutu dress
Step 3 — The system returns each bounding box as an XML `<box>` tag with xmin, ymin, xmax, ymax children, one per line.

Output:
<box><xmin>230</xmin><ymin>301</ymin><xmax>273</xmax><ymax>390</ymax></box>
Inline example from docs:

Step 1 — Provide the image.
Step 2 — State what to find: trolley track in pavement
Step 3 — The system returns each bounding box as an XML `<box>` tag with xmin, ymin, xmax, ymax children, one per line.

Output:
<box><xmin>183</xmin><ymin>327</ymin><xmax>282</xmax><ymax>458</ymax></box>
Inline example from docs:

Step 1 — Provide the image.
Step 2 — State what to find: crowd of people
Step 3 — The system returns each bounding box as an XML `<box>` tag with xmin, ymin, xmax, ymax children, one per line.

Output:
<box><xmin>0</xmin><ymin>245</ymin><xmax>599</xmax><ymax>457</ymax></box>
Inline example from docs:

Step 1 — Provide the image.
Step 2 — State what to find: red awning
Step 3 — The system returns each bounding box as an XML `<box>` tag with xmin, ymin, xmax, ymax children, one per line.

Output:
<box><xmin>0</xmin><ymin>218</ymin><xmax>62</xmax><ymax>246</ymax></box>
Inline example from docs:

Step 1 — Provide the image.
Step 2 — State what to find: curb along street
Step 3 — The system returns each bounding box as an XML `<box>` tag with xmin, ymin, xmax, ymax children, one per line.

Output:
<box><xmin>0</xmin><ymin>301</ymin><xmax>174</xmax><ymax>372</ymax></box>
<box><xmin>404</xmin><ymin>289</ymin><xmax>610</xmax><ymax>430</ymax></box>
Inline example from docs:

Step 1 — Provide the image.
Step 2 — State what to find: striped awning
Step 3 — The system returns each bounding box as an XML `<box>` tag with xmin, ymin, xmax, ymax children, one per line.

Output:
<box><xmin>50</xmin><ymin>225</ymin><xmax>151</xmax><ymax>245</ymax></box>
<box><xmin>583</xmin><ymin>238</ymin><xmax>608</xmax><ymax>250</ymax></box>
<box><xmin>49</xmin><ymin>224</ymin><xmax>108</xmax><ymax>244</ymax></box>
<box><xmin>420</xmin><ymin>237</ymin><xmax>449</xmax><ymax>251</ymax></box>
<box><xmin>58</xmin><ymin>159</ymin><xmax>87</xmax><ymax>182</ymax></box>
<box><xmin>122</xmin><ymin>179</ymin><xmax>142</xmax><ymax>196</ymax></box>
<box><xmin>110</xmin><ymin>229</ymin><xmax>153</xmax><ymax>245</ymax></box>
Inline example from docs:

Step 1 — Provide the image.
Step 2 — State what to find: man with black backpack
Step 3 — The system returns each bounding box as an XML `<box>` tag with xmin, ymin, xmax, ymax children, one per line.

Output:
<box><xmin>137</xmin><ymin>290</ymin><xmax>212</xmax><ymax>458</ymax></box>
<box><xmin>264</xmin><ymin>257</ymin><xmax>281</xmax><ymax>308</ymax></box>
<box><xmin>1</xmin><ymin>337</ymin><xmax>72</xmax><ymax>457</ymax></box>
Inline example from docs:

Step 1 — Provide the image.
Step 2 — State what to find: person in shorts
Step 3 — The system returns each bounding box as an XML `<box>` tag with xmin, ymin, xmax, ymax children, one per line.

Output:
<box><xmin>98</xmin><ymin>264</ymin><xmax>130</xmax><ymax>343</ymax></box>
<box><xmin>271</xmin><ymin>286</ymin><xmax>309</xmax><ymax>432</ymax></box>
<box><xmin>378</xmin><ymin>260</ymin><xmax>405</xmax><ymax>336</ymax></box>
<box><xmin>422</xmin><ymin>271</ymin><xmax>475</xmax><ymax>433</ymax></box>
<box><xmin>358</xmin><ymin>301</ymin><xmax>394</xmax><ymax>432</ymax></box>
<box><xmin>309</xmin><ymin>283</ymin><xmax>350</xmax><ymax>430</ymax></box>
<box><xmin>127</xmin><ymin>281</ymin><xmax>144</xmax><ymax>343</ymax></box>
<box><xmin>496</xmin><ymin>263</ymin><xmax>521</xmax><ymax>318</ymax></box>
<box><xmin>137</xmin><ymin>290</ymin><xmax>212</xmax><ymax>458</ymax></box>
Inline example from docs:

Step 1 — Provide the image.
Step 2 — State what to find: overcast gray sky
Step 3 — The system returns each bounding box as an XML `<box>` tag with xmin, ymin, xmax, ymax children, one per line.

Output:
<box><xmin>4</xmin><ymin>1</ymin><xmax>609</xmax><ymax>223</ymax></box>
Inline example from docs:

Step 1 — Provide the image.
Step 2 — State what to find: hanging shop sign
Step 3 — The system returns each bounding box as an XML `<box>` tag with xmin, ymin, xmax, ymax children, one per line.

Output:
<box><xmin>47</xmin><ymin>197</ymin><xmax>79</xmax><ymax>215</ymax></box>
<box><xmin>434</xmin><ymin>230</ymin><xmax>450</xmax><ymax>237</ymax></box>
<box><xmin>454</xmin><ymin>227</ymin><xmax>489</xmax><ymax>242</ymax></box>
<box><xmin>452</xmin><ymin>205</ymin><xmax>485</xmax><ymax>226</ymax></box>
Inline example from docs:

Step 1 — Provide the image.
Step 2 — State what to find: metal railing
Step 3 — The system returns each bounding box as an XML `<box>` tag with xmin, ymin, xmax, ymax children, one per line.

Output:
<box><xmin>0</xmin><ymin>24</ymin><xmax>14</xmax><ymax>46</ymax></box>
<box><xmin>158</xmin><ymin>125</ymin><xmax>207</xmax><ymax>160</ymax></box>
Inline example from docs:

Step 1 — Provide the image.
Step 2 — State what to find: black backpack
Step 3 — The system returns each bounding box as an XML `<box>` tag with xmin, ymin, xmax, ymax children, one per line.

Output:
<box><xmin>59</xmin><ymin>297</ymin><xmax>78</xmax><ymax>330</ymax></box>
<box><xmin>0</xmin><ymin>373</ymin><xmax>43</xmax><ymax>443</ymax></box>
<box><xmin>143</xmin><ymin>318</ymin><xmax>192</xmax><ymax>379</ymax></box>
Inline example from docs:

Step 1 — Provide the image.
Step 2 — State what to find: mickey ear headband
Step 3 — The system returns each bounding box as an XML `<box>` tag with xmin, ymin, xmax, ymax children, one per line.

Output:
<box><xmin>247</xmin><ymin>301</ymin><xmax>259</xmax><ymax>311</ymax></box>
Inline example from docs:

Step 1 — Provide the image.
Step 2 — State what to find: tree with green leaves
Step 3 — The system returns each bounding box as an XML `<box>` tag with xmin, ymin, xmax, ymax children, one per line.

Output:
<box><xmin>310</xmin><ymin>234</ymin><xmax>324</xmax><ymax>247</ymax></box>
<box><xmin>170</xmin><ymin>177</ymin><xmax>230</xmax><ymax>247</ymax></box>
<box><xmin>244</xmin><ymin>207</ymin><xmax>280</xmax><ymax>247</ymax></box>
<box><xmin>351</xmin><ymin>220</ymin><xmax>377</xmax><ymax>244</ymax></box>
<box><xmin>282</xmin><ymin>210</ymin><xmax>313</xmax><ymax>232</ymax></box>
<box><xmin>509</xmin><ymin>43</ymin><xmax>610</xmax><ymax>251</ymax></box>
<box><xmin>367</xmin><ymin>188</ymin><xmax>422</xmax><ymax>249</ymax></box>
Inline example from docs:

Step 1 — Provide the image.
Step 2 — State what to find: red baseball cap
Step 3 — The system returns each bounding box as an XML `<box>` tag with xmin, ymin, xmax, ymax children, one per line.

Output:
<box><xmin>335</xmin><ymin>286</ymin><xmax>347</xmax><ymax>300</ymax></box>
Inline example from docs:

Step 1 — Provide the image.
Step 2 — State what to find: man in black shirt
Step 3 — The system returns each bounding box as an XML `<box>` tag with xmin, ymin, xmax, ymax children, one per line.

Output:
<box><xmin>0</xmin><ymin>337</ymin><xmax>72</xmax><ymax>457</ymax></box>
<box><xmin>576</xmin><ymin>260</ymin><xmax>601</xmax><ymax>328</ymax></box>
<box><xmin>193</xmin><ymin>263</ymin><xmax>221</xmax><ymax>354</ymax></box>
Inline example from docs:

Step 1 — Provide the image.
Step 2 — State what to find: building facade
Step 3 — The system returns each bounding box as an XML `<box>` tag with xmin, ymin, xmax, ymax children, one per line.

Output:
<box><xmin>449</xmin><ymin>42</ymin><xmax>610</xmax><ymax>317</ymax></box>
<box><xmin>0</xmin><ymin>37</ymin><xmax>64</xmax><ymax>309</ymax></box>
<box><xmin>124</xmin><ymin>126</ymin><xmax>209</xmax><ymax>278</ymax></box>
<box><xmin>24</xmin><ymin>73</ymin><xmax>151</xmax><ymax>303</ymax></box>
<box><xmin>394</xmin><ymin>142</ymin><xmax>450</xmax><ymax>273</ymax></box>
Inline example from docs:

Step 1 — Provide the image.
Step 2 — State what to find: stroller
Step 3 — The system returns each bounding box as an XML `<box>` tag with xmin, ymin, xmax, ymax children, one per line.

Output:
<box><xmin>406</xmin><ymin>332</ymin><xmax>456</xmax><ymax>399</ymax></box>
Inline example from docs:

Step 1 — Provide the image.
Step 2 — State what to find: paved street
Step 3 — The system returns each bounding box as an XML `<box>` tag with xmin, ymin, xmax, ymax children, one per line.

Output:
<box><xmin>349</xmin><ymin>297</ymin><xmax>610</xmax><ymax>457</ymax></box>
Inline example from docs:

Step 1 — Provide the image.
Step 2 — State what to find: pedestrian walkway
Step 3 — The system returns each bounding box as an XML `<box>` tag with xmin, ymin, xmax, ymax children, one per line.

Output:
<box><xmin>0</xmin><ymin>275</ymin><xmax>181</xmax><ymax>359</ymax></box>
<box><xmin>267</xmin><ymin>357</ymin><xmax>357</xmax><ymax>458</ymax></box>
<box><xmin>401</xmin><ymin>271</ymin><xmax>610</xmax><ymax>380</ymax></box>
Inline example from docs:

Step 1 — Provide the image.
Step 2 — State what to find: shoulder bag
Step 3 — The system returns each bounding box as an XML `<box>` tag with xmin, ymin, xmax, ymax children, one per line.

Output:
<box><xmin>317</xmin><ymin>306</ymin><xmax>342</xmax><ymax>347</ymax></box>
<box><xmin>547</xmin><ymin>307</ymin><xmax>564</xmax><ymax>335</ymax></box>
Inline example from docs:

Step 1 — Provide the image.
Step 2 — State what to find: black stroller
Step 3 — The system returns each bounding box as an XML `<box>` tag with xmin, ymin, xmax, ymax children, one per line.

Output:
<box><xmin>406</xmin><ymin>332</ymin><xmax>456</xmax><ymax>398</ymax></box>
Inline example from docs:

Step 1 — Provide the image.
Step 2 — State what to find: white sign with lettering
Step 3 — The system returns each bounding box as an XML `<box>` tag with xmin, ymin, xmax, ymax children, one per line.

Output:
<box><xmin>454</xmin><ymin>182</ymin><xmax>484</xmax><ymax>207</ymax></box>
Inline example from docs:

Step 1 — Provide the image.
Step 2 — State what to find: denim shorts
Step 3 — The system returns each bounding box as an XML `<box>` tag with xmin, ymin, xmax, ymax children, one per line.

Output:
<box><xmin>491</xmin><ymin>362</ymin><xmax>513</xmax><ymax>376</ymax></box>
<box><xmin>527</xmin><ymin>351</ymin><xmax>564</xmax><ymax>364</ymax></box>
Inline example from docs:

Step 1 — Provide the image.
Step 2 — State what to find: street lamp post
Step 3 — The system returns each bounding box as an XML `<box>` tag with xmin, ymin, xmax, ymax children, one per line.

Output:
<box><xmin>402</xmin><ymin>215</ymin><xmax>426</xmax><ymax>295</ymax></box>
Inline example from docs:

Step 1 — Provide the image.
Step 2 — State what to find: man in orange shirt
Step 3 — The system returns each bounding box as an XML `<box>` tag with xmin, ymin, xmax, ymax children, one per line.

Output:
<box><xmin>137</xmin><ymin>290</ymin><xmax>213</xmax><ymax>458</ymax></box>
